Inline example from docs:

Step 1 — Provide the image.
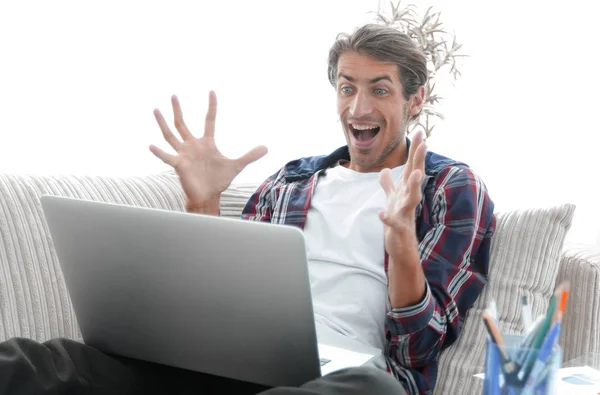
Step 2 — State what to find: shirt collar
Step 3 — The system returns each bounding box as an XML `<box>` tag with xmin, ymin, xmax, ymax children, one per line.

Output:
<box><xmin>281</xmin><ymin>136</ymin><xmax>466</xmax><ymax>182</ymax></box>
<box><xmin>282</xmin><ymin>137</ymin><xmax>413</xmax><ymax>182</ymax></box>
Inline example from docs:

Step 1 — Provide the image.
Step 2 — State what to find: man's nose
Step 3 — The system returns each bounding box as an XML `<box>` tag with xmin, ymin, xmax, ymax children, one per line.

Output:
<box><xmin>349</xmin><ymin>91</ymin><xmax>373</xmax><ymax>118</ymax></box>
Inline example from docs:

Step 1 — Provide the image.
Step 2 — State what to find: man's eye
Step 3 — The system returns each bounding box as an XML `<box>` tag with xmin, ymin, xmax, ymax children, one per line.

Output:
<box><xmin>375</xmin><ymin>88</ymin><xmax>388</xmax><ymax>95</ymax></box>
<box><xmin>340</xmin><ymin>86</ymin><xmax>353</xmax><ymax>94</ymax></box>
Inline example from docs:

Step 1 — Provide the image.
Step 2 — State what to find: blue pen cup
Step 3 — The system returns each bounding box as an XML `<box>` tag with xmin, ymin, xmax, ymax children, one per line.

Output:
<box><xmin>483</xmin><ymin>334</ymin><xmax>562</xmax><ymax>395</ymax></box>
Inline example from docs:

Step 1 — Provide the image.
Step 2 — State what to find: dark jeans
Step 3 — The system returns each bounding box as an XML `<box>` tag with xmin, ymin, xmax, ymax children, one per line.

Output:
<box><xmin>0</xmin><ymin>338</ymin><xmax>407</xmax><ymax>395</ymax></box>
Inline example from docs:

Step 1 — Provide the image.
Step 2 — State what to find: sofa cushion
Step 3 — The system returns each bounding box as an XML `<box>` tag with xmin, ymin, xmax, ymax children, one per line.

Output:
<box><xmin>556</xmin><ymin>244</ymin><xmax>600</xmax><ymax>361</ymax></box>
<box><xmin>434</xmin><ymin>203</ymin><xmax>576</xmax><ymax>395</ymax></box>
<box><xmin>0</xmin><ymin>171</ymin><xmax>257</xmax><ymax>342</ymax></box>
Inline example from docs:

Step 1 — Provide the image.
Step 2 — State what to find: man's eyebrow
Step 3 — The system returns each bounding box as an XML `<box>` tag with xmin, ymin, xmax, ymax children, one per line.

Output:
<box><xmin>337</xmin><ymin>73</ymin><xmax>393</xmax><ymax>84</ymax></box>
<box><xmin>338</xmin><ymin>73</ymin><xmax>354</xmax><ymax>82</ymax></box>
<box><xmin>370</xmin><ymin>75</ymin><xmax>393</xmax><ymax>84</ymax></box>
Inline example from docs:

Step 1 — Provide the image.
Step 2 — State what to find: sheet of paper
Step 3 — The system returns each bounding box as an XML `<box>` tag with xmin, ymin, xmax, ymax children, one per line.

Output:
<box><xmin>318</xmin><ymin>343</ymin><xmax>376</xmax><ymax>375</ymax></box>
<box><xmin>474</xmin><ymin>366</ymin><xmax>600</xmax><ymax>394</ymax></box>
<box><xmin>555</xmin><ymin>366</ymin><xmax>600</xmax><ymax>394</ymax></box>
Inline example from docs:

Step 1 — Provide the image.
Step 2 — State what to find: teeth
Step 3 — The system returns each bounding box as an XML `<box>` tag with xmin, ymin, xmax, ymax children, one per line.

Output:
<box><xmin>351</xmin><ymin>124</ymin><xmax>378</xmax><ymax>130</ymax></box>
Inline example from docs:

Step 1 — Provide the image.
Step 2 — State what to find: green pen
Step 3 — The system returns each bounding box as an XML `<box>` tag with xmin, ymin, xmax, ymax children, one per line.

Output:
<box><xmin>516</xmin><ymin>319</ymin><xmax>543</xmax><ymax>366</ymax></box>
<box><xmin>517</xmin><ymin>295</ymin><xmax>556</xmax><ymax>382</ymax></box>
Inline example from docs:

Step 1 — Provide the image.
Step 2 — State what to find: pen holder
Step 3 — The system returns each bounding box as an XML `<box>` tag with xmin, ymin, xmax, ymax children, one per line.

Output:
<box><xmin>483</xmin><ymin>334</ymin><xmax>562</xmax><ymax>395</ymax></box>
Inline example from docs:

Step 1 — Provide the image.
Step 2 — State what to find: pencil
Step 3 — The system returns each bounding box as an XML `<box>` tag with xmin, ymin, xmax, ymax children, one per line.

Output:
<box><xmin>481</xmin><ymin>312</ymin><xmax>517</xmax><ymax>375</ymax></box>
<box><xmin>553</xmin><ymin>290</ymin><xmax>569</xmax><ymax>325</ymax></box>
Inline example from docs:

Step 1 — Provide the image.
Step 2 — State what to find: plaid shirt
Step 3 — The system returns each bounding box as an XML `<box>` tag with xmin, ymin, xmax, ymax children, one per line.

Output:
<box><xmin>241</xmin><ymin>139</ymin><xmax>496</xmax><ymax>394</ymax></box>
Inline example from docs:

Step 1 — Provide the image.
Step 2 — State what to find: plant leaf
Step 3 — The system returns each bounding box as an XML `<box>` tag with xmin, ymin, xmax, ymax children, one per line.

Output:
<box><xmin>371</xmin><ymin>2</ymin><xmax>464</xmax><ymax>137</ymax></box>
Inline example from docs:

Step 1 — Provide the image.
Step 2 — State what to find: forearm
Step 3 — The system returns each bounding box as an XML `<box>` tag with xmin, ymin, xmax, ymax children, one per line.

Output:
<box><xmin>387</xmin><ymin>227</ymin><xmax>426</xmax><ymax>309</ymax></box>
<box><xmin>185</xmin><ymin>195</ymin><xmax>220</xmax><ymax>216</ymax></box>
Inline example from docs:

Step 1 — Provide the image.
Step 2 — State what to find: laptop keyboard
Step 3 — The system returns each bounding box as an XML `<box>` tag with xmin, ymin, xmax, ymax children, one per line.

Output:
<box><xmin>319</xmin><ymin>358</ymin><xmax>331</xmax><ymax>366</ymax></box>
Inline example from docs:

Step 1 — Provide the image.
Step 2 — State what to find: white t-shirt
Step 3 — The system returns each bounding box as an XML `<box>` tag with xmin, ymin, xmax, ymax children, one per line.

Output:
<box><xmin>303</xmin><ymin>162</ymin><xmax>405</xmax><ymax>368</ymax></box>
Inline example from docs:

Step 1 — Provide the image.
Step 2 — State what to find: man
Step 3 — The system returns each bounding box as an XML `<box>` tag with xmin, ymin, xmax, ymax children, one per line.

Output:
<box><xmin>0</xmin><ymin>24</ymin><xmax>494</xmax><ymax>395</ymax></box>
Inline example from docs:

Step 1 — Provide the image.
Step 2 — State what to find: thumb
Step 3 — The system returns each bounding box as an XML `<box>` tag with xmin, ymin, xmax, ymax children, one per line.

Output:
<box><xmin>379</xmin><ymin>168</ymin><xmax>394</xmax><ymax>196</ymax></box>
<box><xmin>235</xmin><ymin>145</ymin><xmax>268</xmax><ymax>170</ymax></box>
<box><xmin>406</xmin><ymin>169</ymin><xmax>423</xmax><ymax>206</ymax></box>
<box><xmin>378</xmin><ymin>209</ymin><xmax>398</xmax><ymax>229</ymax></box>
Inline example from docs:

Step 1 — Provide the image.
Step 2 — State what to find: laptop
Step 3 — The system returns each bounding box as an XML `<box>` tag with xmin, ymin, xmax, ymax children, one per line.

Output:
<box><xmin>40</xmin><ymin>195</ymin><xmax>377</xmax><ymax>388</ymax></box>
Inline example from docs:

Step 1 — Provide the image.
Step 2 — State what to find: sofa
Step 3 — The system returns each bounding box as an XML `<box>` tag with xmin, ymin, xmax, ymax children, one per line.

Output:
<box><xmin>1</xmin><ymin>171</ymin><xmax>599</xmax><ymax>394</ymax></box>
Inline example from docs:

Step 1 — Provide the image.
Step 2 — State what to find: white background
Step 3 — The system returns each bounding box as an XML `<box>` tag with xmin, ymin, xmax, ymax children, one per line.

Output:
<box><xmin>1</xmin><ymin>0</ymin><xmax>598</xmax><ymax>245</ymax></box>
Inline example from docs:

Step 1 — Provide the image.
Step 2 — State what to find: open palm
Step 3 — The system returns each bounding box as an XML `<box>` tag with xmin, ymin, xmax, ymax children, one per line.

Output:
<box><xmin>378</xmin><ymin>131</ymin><xmax>427</xmax><ymax>257</ymax></box>
<box><xmin>149</xmin><ymin>92</ymin><xmax>267</xmax><ymax>205</ymax></box>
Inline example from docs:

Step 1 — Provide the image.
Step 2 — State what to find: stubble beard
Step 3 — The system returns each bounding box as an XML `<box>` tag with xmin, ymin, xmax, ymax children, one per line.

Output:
<box><xmin>353</xmin><ymin>107</ymin><xmax>410</xmax><ymax>170</ymax></box>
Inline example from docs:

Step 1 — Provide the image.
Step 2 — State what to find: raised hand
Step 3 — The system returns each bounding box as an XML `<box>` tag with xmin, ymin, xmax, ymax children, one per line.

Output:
<box><xmin>378</xmin><ymin>131</ymin><xmax>427</xmax><ymax>257</ymax></box>
<box><xmin>149</xmin><ymin>91</ymin><xmax>268</xmax><ymax>206</ymax></box>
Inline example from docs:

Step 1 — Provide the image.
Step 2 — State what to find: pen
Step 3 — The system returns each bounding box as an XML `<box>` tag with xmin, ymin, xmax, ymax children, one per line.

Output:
<box><xmin>524</xmin><ymin>289</ymin><xmax>569</xmax><ymax>388</ymax></box>
<box><xmin>488</xmin><ymin>300</ymin><xmax>498</xmax><ymax>323</ymax></box>
<box><xmin>481</xmin><ymin>312</ymin><xmax>518</xmax><ymax>378</ymax></box>
<box><xmin>521</xmin><ymin>295</ymin><xmax>533</xmax><ymax>332</ymax></box>
<box><xmin>517</xmin><ymin>294</ymin><xmax>556</xmax><ymax>380</ymax></box>
<box><xmin>516</xmin><ymin>317</ymin><xmax>544</xmax><ymax>367</ymax></box>
<box><xmin>521</xmin><ymin>322</ymin><xmax>561</xmax><ymax>394</ymax></box>
<box><xmin>517</xmin><ymin>282</ymin><xmax>567</xmax><ymax>382</ymax></box>
<box><xmin>525</xmin><ymin>315</ymin><xmax>544</xmax><ymax>336</ymax></box>
<box><xmin>552</xmin><ymin>290</ymin><xmax>569</xmax><ymax>325</ymax></box>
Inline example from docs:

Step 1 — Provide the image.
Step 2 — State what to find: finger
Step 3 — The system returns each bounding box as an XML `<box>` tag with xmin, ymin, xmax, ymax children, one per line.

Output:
<box><xmin>405</xmin><ymin>130</ymin><xmax>424</xmax><ymax>174</ymax></box>
<box><xmin>171</xmin><ymin>95</ymin><xmax>194</xmax><ymax>141</ymax></box>
<box><xmin>204</xmin><ymin>90</ymin><xmax>217</xmax><ymax>138</ymax></box>
<box><xmin>149</xmin><ymin>144</ymin><xmax>178</xmax><ymax>167</ymax></box>
<box><xmin>153</xmin><ymin>109</ymin><xmax>183</xmax><ymax>152</ymax></box>
<box><xmin>404</xmin><ymin>130</ymin><xmax>424</xmax><ymax>183</ymax></box>
<box><xmin>414</xmin><ymin>140</ymin><xmax>427</xmax><ymax>173</ymax></box>
<box><xmin>399</xmin><ymin>142</ymin><xmax>427</xmax><ymax>190</ymax></box>
<box><xmin>405</xmin><ymin>169</ymin><xmax>424</xmax><ymax>207</ymax></box>
<box><xmin>378</xmin><ymin>168</ymin><xmax>394</xmax><ymax>196</ymax></box>
<box><xmin>409</xmin><ymin>169</ymin><xmax>423</xmax><ymax>190</ymax></box>
<box><xmin>234</xmin><ymin>145</ymin><xmax>268</xmax><ymax>170</ymax></box>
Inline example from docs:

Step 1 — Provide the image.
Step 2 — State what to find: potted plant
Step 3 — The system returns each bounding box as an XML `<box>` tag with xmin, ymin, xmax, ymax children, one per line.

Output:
<box><xmin>374</xmin><ymin>1</ymin><xmax>465</xmax><ymax>138</ymax></box>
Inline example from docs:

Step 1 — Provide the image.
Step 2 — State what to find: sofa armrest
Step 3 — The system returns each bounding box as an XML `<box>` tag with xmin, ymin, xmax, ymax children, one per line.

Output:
<box><xmin>556</xmin><ymin>244</ymin><xmax>600</xmax><ymax>362</ymax></box>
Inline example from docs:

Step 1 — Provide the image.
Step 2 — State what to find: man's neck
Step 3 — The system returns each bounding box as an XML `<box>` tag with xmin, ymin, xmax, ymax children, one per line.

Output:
<box><xmin>345</xmin><ymin>141</ymin><xmax>409</xmax><ymax>172</ymax></box>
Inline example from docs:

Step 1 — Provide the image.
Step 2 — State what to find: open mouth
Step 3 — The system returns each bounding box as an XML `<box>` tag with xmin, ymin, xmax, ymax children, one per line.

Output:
<box><xmin>350</xmin><ymin>124</ymin><xmax>380</xmax><ymax>147</ymax></box>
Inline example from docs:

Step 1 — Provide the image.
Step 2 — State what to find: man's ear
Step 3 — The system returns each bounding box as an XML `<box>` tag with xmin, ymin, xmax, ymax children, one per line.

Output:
<box><xmin>409</xmin><ymin>86</ymin><xmax>425</xmax><ymax>118</ymax></box>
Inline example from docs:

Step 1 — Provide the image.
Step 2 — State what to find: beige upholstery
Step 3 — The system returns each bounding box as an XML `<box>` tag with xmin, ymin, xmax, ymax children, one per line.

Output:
<box><xmin>556</xmin><ymin>245</ymin><xmax>600</xmax><ymax>362</ymax></box>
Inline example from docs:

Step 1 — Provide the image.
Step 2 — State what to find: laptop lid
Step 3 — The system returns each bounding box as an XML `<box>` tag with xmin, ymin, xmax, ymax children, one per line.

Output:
<box><xmin>40</xmin><ymin>195</ymin><xmax>321</xmax><ymax>387</ymax></box>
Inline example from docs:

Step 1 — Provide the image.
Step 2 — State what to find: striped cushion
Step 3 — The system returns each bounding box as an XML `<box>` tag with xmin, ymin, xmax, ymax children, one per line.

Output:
<box><xmin>434</xmin><ymin>204</ymin><xmax>576</xmax><ymax>395</ymax></box>
<box><xmin>0</xmin><ymin>171</ymin><xmax>256</xmax><ymax>342</ymax></box>
<box><xmin>556</xmin><ymin>245</ymin><xmax>600</xmax><ymax>361</ymax></box>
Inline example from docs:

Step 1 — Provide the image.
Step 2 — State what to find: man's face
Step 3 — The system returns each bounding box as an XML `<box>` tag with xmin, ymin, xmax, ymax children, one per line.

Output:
<box><xmin>337</xmin><ymin>51</ymin><xmax>417</xmax><ymax>172</ymax></box>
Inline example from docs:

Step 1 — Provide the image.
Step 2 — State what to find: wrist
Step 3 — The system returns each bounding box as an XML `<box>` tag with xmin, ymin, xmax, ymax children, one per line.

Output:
<box><xmin>396</xmin><ymin>214</ymin><xmax>417</xmax><ymax>233</ymax></box>
<box><xmin>388</xmin><ymin>261</ymin><xmax>426</xmax><ymax>308</ymax></box>
<box><xmin>388</xmin><ymin>226</ymin><xmax>418</xmax><ymax>259</ymax></box>
<box><xmin>387</xmin><ymin>226</ymin><xmax>424</xmax><ymax>308</ymax></box>
<box><xmin>186</xmin><ymin>195</ymin><xmax>220</xmax><ymax>215</ymax></box>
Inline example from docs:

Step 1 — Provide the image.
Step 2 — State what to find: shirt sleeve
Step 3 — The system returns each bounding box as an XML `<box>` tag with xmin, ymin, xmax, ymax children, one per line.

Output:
<box><xmin>384</xmin><ymin>166</ymin><xmax>496</xmax><ymax>381</ymax></box>
<box><xmin>240</xmin><ymin>170</ymin><xmax>281</xmax><ymax>222</ymax></box>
